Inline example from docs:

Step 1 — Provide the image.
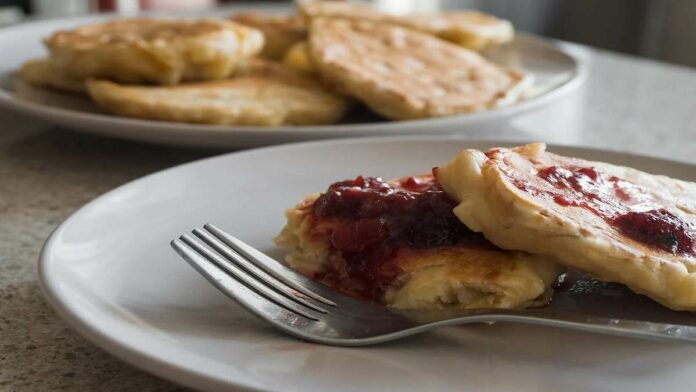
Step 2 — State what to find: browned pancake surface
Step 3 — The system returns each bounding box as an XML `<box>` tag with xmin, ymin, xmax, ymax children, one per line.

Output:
<box><xmin>308</xmin><ymin>18</ymin><xmax>530</xmax><ymax>120</ymax></box>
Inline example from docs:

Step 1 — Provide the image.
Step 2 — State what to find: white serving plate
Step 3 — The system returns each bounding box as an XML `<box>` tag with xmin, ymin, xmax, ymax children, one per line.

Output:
<box><xmin>40</xmin><ymin>137</ymin><xmax>696</xmax><ymax>392</ymax></box>
<box><xmin>0</xmin><ymin>5</ymin><xmax>584</xmax><ymax>148</ymax></box>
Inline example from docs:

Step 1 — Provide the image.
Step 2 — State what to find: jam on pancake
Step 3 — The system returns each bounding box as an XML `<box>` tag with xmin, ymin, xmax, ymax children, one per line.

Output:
<box><xmin>508</xmin><ymin>164</ymin><xmax>695</xmax><ymax>256</ymax></box>
<box><xmin>304</xmin><ymin>175</ymin><xmax>489</xmax><ymax>301</ymax></box>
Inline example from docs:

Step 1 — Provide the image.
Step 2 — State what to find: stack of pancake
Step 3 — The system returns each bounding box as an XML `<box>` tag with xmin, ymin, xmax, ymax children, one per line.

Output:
<box><xmin>20</xmin><ymin>1</ymin><xmax>531</xmax><ymax>126</ymax></box>
<box><xmin>277</xmin><ymin>143</ymin><xmax>696</xmax><ymax>311</ymax></box>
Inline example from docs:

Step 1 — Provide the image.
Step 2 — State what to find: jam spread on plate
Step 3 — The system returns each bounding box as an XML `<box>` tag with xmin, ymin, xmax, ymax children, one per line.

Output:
<box><xmin>513</xmin><ymin>164</ymin><xmax>695</xmax><ymax>256</ymax></box>
<box><xmin>309</xmin><ymin>175</ymin><xmax>488</xmax><ymax>301</ymax></box>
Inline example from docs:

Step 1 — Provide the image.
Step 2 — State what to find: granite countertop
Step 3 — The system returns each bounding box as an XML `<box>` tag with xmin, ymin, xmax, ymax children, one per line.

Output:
<box><xmin>0</xmin><ymin>45</ymin><xmax>695</xmax><ymax>390</ymax></box>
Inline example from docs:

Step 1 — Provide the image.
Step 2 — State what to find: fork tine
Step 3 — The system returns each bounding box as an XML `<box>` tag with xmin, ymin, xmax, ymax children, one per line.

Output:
<box><xmin>176</xmin><ymin>234</ymin><xmax>320</xmax><ymax>321</ymax></box>
<box><xmin>192</xmin><ymin>228</ymin><xmax>328</xmax><ymax>314</ymax></box>
<box><xmin>171</xmin><ymin>239</ymin><xmax>315</xmax><ymax>326</ymax></box>
<box><xmin>203</xmin><ymin>223</ymin><xmax>336</xmax><ymax>306</ymax></box>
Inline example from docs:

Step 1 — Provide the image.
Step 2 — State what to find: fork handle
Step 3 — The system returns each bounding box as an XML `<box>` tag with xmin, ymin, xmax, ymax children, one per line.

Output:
<box><xmin>424</xmin><ymin>311</ymin><xmax>696</xmax><ymax>343</ymax></box>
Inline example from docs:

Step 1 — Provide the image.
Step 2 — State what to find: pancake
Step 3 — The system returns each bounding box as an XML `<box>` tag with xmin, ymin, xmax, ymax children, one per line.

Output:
<box><xmin>275</xmin><ymin>175</ymin><xmax>562</xmax><ymax>310</ymax></box>
<box><xmin>437</xmin><ymin>143</ymin><xmax>696</xmax><ymax>311</ymax></box>
<box><xmin>231</xmin><ymin>12</ymin><xmax>306</xmax><ymax>60</ymax></box>
<box><xmin>299</xmin><ymin>1</ymin><xmax>514</xmax><ymax>50</ymax></box>
<box><xmin>45</xmin><ymin>18</ymin><xmax>264</xmax><ymax>85</ymax></box>
<box><xmin>308</xmin><ymin>18</ymin><xmax>531</xmax><ymax>120</ymax></box>
<box><xmin>20</xmin><ymin>58</ymin><xmax>85</xmax><ymax>93</ymax></box>
<box><xmin>283</xmin><ymin>41</ymin><xmax>316</xmax><ymax>73</ymax></box>
<box><xmin>86</xmin><ymin>60</ymin><xmax>347</xmax><ymax>126</ymax></box>
<box><xmin>386</xmin><ymin>245</ymin><xmax>559</xmax><ymax>310</ymax></box>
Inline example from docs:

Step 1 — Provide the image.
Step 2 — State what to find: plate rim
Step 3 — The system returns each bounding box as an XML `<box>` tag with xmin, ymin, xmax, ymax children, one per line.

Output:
<box><xmin>0</xmin><ymin>12</ymin><xmax>587</xmax><ymax>145</ymax></box>
<box><xmin>37</xmin><ymin>135</ymin><xmax>696</xmax><ymax>392</ymax></box>
<box><xmin>38</xmin><ymin>230</ymin><xmax>258</xmax><ymax>391</ymax></box>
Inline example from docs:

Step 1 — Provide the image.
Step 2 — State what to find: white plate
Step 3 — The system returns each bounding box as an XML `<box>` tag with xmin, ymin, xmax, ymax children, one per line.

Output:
<box><xmin>40</xmin><ymin>137</ymin><xmax>696</xmax><ymax>392</ymax></box>
<box><xmin>0</xmin><ymin>5</ymin><xmax>583</xmax><ymax>148</ymax></box>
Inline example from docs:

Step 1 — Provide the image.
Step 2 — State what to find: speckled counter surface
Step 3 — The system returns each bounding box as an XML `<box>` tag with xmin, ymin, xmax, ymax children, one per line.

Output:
<box><xmin>0</xmin><ymin>120</ymin><xmax>206</xmax><ymax>391</ymax></box>
<box><xmin>0</xmin><ymin>46</ymin><xmax>694</xmax><ymax>391</ymax></box>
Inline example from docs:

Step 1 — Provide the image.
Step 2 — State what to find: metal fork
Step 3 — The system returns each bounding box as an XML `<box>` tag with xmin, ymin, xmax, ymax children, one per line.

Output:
<box><xmin>171</xmin><ymin>224</ymin><xmax>696</xmax><ymax>346</ymax></box>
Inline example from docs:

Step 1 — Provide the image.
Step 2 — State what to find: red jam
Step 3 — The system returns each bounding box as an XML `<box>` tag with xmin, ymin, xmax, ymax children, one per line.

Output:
<box><xmin>309</xmin><ymin>175</ymin><xmax>488</xmax><ymax>301</ymax></box>
<box><xmin>611</xmin><ymin>209</ymin><xmax>695</xmax><ymax>255</ymax></box>
<box><xmin>535</xmin><ymin>166</ymin><xmax>639</xmax><ymax>216</ymax></box>
<box><xmin>516</xmin><ymin>165</ymin><xmax>695</xmax><ymax>256</ymax></box>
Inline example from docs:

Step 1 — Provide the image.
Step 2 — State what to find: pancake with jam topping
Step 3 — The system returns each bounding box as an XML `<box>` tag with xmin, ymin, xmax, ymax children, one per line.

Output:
<box><xmin>275</xmin><ymin>175</ymin><xmax>561</xmax><ymax>310</ymax></box>
<box><xmin>436</xmin><ymin>143</ymin><xmax>696</xmax><ymax>311</ymax></box>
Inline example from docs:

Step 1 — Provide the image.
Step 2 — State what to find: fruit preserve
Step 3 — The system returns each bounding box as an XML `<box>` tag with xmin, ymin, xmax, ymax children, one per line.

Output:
<box><xmin>308</xmin><ymin>175</ymin><xmax>488</xmax><ymax>301</ymax></box>
<box><xmin>516</xmin><ymin>165</ymin><xmax>696</xmax><ymax>256</ymax></box>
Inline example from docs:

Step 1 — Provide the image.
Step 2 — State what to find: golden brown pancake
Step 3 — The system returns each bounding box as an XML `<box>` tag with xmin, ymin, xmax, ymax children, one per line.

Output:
<box><xmin>87</xmin><ymin>60</ymin><xmax>347</xmax><ymax>126</ymax></box>
<box><xmin>46</xmin><ymin>18</ymin><xmax>264</xmax><ymax>85</ymax></box>
<box><xmin>231</xmin><ymin>12</ymin><xmax>306</xmax><ymax>60</ymax></box>
<box><xmin>299</xmin><ymin>1</ymin><xmax>514</xmax><ymax>50</ymax></box>
<box><xmin>308</xmin><ymin>18</ymin><xmax>531</xmax><ymax>120</ymax></box>
<box><xmin>20</xmin><ymin>58</ymin><xmax>85</xmax><ymax>93</ymax></box>
<box><xmin>283</xmin><ymin>41</ymin><xmax>316</xmax><ymax>73</ymax></box>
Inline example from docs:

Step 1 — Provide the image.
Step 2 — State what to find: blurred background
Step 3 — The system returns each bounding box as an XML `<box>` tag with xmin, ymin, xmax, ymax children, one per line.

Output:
<box><xmin>0</xmin><ymin>0</ymin><xmax>694</xmax><ymax>67</ymax></box>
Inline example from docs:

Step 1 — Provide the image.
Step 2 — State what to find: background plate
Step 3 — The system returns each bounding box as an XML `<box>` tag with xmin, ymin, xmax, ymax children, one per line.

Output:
<box><xmin>40</xmin><ymin>137</ymin><xmax>696</xmax><ymax>392</ymax></box>
<box><xmin>0</xmin><ymin>5</ymin><xmax>583</xmax><ymax>148</ymax></box>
